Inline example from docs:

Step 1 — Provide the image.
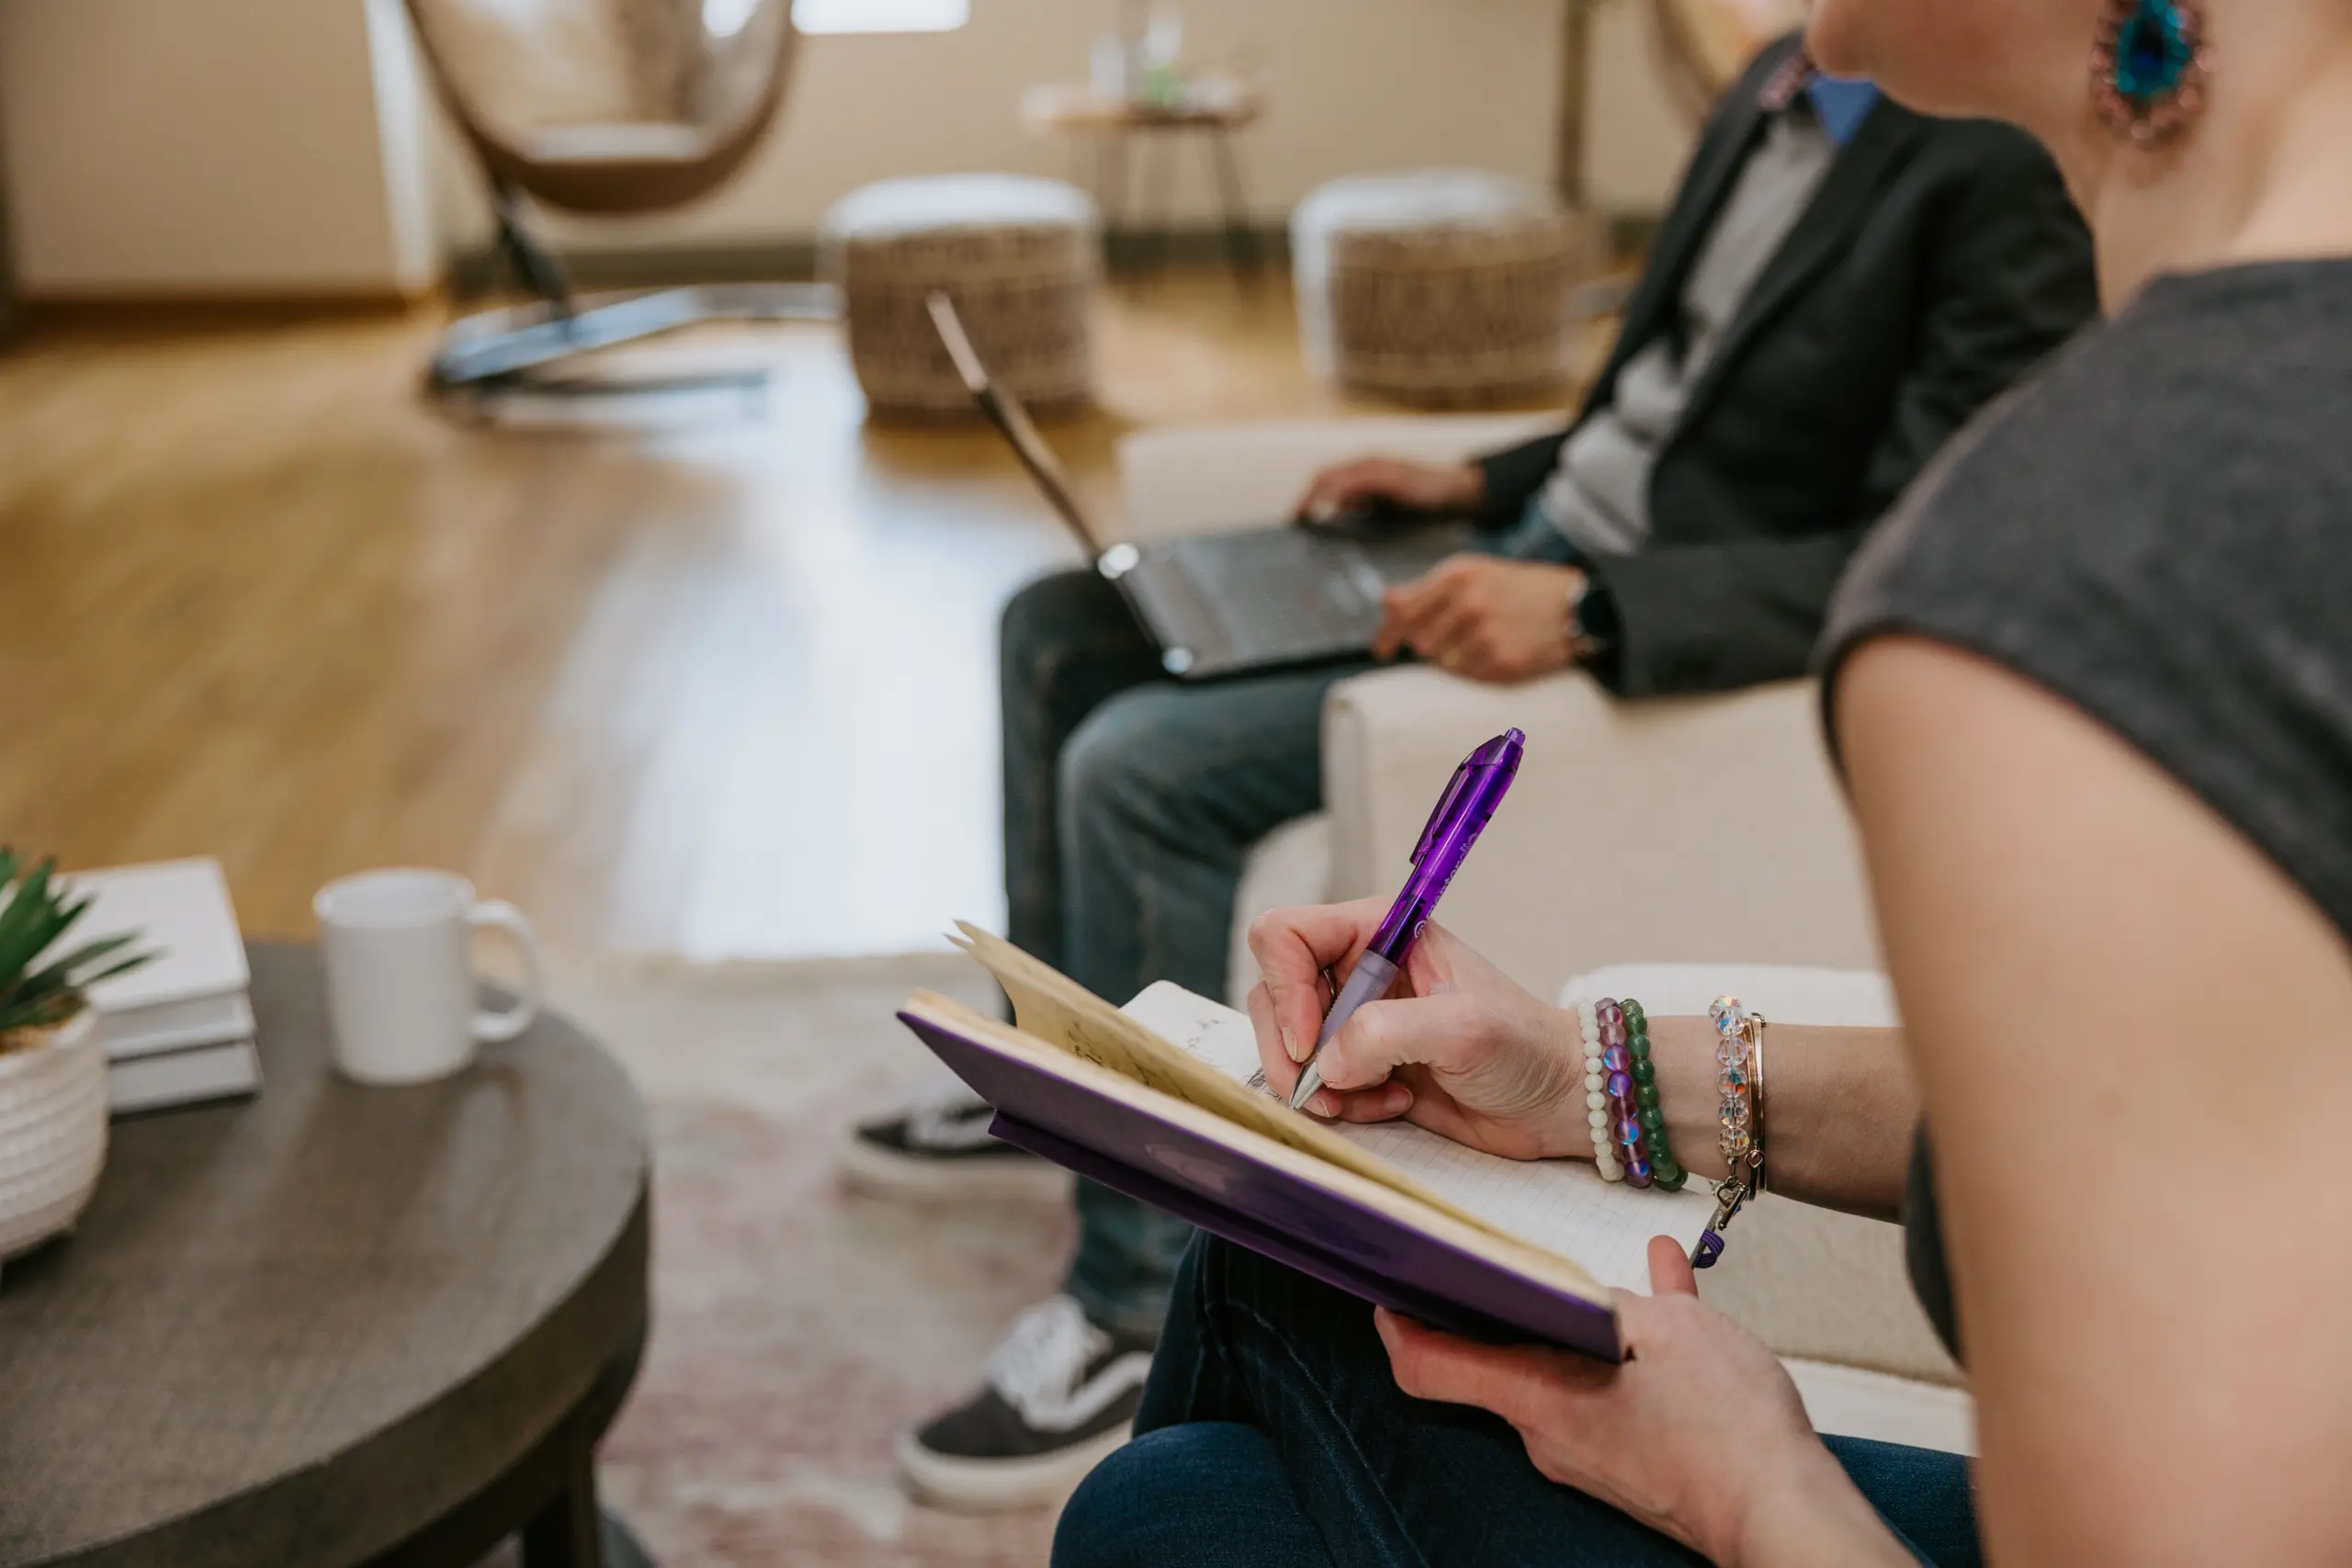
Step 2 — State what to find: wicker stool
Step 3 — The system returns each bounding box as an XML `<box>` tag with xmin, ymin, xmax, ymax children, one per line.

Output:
<box><xmin>821</xmin><ymin>174</ymin><xmax>1100</xmax><ymax>418</ymax></box>
<box><xmin>1293</xmin><ymin>170</ymin><xmax>1577</xmax><ymax>406</ymax></box>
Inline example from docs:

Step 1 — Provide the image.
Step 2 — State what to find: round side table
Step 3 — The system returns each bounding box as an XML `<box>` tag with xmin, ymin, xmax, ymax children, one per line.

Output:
<box><xmin>1020</xmin><ymin>75</ymin><xmax>1264</xmax><ymax>278</ymax></box>
<box><xmin>0</xmin><ymin>943</ymin><xmax>652</xmax><ymax>1568</ymax></box>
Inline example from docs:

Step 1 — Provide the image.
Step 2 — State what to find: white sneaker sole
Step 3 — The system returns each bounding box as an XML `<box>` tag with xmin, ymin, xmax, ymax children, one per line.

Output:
<box><xmin>837</xmin><ymin>1134</ymin><xmax>1073</xmax><ymax>1204</ymax></box>
<box><xmin>895</xmin><ymin>1421</ymin><xmax>1133</xmax><ymax>1513</ymax></box>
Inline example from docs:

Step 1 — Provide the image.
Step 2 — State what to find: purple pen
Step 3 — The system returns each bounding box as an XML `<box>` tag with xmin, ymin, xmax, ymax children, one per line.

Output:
<box><xmin>1288</xmin><ymin>728</ymin><xmax>1525</xmax><ymax>1112</ymax></box>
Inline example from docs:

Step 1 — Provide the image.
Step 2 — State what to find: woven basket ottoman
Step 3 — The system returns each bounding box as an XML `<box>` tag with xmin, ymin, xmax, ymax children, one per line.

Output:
<box><xmin>1293</xmin><ymin>169</ymin><xmax>1577</xmax><ymax>406</ymax></box>
<box><xmin>821</xmin><ymin>174</ymin><xmax>1101</xmax><ymax>418</ymax></box>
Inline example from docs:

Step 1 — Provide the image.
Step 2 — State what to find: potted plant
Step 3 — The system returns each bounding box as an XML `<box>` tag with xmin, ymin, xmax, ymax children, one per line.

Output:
<box><xmin>0</xmin><ymin>850</ymin><xmax>148</xmax><ymax>1269</ymax></box>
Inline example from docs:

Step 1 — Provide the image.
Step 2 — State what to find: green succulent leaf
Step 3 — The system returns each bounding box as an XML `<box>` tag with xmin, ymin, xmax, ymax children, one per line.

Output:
<box><xmin>67</xmin><ymin>953</ymin><xmax>153</xmax><ymax>991</ymax></box>
<box><xmin>11</xmin><ymin>934</ymin><xmax>140</xmax><ymax>1003</ymax></box>
<box><xmin>0</xmin><ymin>849</ymin><xmax>154</xmax><ymax>1037</ymax></box>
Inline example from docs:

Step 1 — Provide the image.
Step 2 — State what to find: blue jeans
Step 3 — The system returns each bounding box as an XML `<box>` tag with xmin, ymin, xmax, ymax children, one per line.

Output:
<box><xmin>1054</xmin><ymin>1236</ymin><xmax>1982</xmax><ymax>1568</ymax></box>
<box><xmin>1000</xmin><ymin>570</ymin><xmax>1369</xmax><ymax>1334</ymax></box>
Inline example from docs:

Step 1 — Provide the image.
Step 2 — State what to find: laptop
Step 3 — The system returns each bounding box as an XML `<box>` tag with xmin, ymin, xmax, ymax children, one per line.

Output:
<box><xmin>927</xmin><ymin>292</ymin><xmax>1476</xmax><ymax>680</ymax></box>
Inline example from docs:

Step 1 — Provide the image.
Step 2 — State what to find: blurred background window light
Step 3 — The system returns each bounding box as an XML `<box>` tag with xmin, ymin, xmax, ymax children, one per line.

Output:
<box><xmin>788</xmin><ymin>0</ymin><xmax>969</xmax><ymax>34</ymax></box>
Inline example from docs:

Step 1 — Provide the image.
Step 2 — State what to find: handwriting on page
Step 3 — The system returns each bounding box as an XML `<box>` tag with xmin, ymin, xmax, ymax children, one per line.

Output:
<box><xmin>1119</xmin><ymin>982</ymin><xmax>1713</xmax><ymax>1294</ymax></box>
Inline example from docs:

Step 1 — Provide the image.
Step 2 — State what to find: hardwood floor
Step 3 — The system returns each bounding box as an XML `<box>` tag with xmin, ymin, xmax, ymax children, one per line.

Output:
<box><xmin>0</xmin><ymin>273</ymin><xmax>1578</xmax><ymax>959</ymax></box>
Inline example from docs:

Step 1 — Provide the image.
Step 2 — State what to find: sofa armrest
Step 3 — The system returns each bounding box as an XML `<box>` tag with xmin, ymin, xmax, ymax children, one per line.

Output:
<box><xmin>1114</xmin><ymin>415</ymin><xmax>1563</xmax><ymax>542</ymax></box>
<box><xmin>1320</xmin><ymin>665</ymin><xmax>1877</xmax><ymax>1001</ymax></box>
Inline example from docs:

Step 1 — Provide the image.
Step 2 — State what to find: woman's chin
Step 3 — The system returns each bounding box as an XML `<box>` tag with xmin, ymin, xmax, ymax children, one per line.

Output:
<box><xmin>1802</xmin><ymin>0</ymin><xmax>2064</xmax><ymax>126</ymax></box>
<box><xmin>1801</xmin><ymin>1</ymin><xmax>1871</xmax><ymax>79</ymax></box>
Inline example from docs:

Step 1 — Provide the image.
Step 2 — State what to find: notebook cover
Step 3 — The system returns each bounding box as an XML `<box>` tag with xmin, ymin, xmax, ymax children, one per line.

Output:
<box><xmin>899</xmin><ymin>1010</ymin><xmax>1622</xmax><ymax>1361</ymax></box>
<box><xmin>57</xmin><ymin>858</ymin><xmax>249</xmax><ymax>1010</ymax></box>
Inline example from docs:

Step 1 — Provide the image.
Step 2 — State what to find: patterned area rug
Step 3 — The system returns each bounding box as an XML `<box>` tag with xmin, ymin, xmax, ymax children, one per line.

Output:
<box><xmin>486</xmin><ymin>952</ymin><xmax>1076</xmax><ymax>1567</ymax></box>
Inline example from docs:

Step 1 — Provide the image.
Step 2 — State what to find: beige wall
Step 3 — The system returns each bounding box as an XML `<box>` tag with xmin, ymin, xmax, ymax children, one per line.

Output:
<box><xmin>1588</xmin><ymin>0</ymin><xmax>1701</xmax><ymax>209</ymax></box>
<box><xmin>0</xmin><ymin>0</ymin><xmax>439</xmax><ymax>296</ymax></box>
<box><xmin>1</xmin><ymin>0</ymin><xmax>1701</xmax><ymax>292</ymax></box>
<box><xmin>485</xmin><ymin>0</ymin><xmax>1700</xmax><ymax>254</ymax></box>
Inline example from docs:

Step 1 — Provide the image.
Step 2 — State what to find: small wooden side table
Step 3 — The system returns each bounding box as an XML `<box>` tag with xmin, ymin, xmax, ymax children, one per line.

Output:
<box><xmin>1019</xmin><ymin>76</ymin><xmax>1265</xmax><ymax>279</ymax></box>
<box><xmin>0</xmin><ymin>943</ymin><xmax>652</xmax><ymax>1568</ymax></box>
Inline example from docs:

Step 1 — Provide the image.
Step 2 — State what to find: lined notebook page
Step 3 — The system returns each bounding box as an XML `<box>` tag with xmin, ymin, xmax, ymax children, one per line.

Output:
<box><xmin>1122</xmin><ymin>981</ymin><xmax>1714</xmax><ymax>1294</ymax></box>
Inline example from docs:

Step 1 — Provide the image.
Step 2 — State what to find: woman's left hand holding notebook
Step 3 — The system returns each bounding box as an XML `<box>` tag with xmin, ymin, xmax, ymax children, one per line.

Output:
<box><xmin>1373</xmin><ymin>1235</ymin><xmax>1894</xmax><ymax>1568</ymax></box>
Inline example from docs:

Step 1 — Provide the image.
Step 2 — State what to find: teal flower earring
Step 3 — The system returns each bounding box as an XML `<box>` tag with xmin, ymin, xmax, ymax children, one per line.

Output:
<box><xmin>2092</xmin><ymin>0</ymin><xmax>2214</xmax><ymax>145</ymax></box>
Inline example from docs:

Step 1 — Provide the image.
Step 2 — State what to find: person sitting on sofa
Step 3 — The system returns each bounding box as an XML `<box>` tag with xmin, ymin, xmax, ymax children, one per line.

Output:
<box><xmin>1050</xmin><ymin>0</ymin><xmax>2352</xmax><ymax>1554</ymax></box>
<box><xmin>862</xmin><ymin>29</ymin><xmax>2098</xmax><ymax>1511</ymax></box>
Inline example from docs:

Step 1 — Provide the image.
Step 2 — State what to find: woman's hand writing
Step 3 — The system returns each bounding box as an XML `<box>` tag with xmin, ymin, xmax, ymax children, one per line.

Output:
<box><xmin>1244</xmin><ymin>899</ymin><xmax>1592</xmax><ymax>1161</ymax></box>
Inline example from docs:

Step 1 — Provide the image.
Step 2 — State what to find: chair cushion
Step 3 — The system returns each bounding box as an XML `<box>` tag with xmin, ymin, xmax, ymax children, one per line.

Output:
<box><xmin>1226</xmin><ymin>814</ymin><xmax>1336</xmax><ymax>1010</ymax></box>
<box><xmin>822</xmin><ymin>175</ymin><xmax>1101</xmax><ymax>244</ymax></box>
<box><xmin>1294</xmin><ymin>168</ymin><xmax>1566</xmax><ymax>242</ymax></box>
<box><xmin>1785</xmin><ymin>1359</ymin><xmax>1974</xmax><ymax>1455</ymax></box>
<box><xmin>514</xmin><ymin>121</ymin><xmax>713</xmax><ymax>166</ymax></box>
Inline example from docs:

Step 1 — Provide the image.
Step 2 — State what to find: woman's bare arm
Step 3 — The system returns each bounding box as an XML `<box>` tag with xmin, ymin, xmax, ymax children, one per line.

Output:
<box><xmin>1641</xmin><ymin>1015</ymin><xmax>1918</xmax><ymax>1222</ymax></box>
<box><xmin>1246</xmin><ymin>907</ymin><xmax>1921</xmax><ymax>1219</ymax></box>
<box><xmin>1841</xmin><ymin>637</ymin><xmax>2352</xmax><ymax>1564</ymax></box>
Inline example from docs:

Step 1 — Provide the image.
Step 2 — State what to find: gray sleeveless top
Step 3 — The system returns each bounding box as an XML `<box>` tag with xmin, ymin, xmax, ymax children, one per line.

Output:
<box><xmin>1818</xmin><ymin>257</ymin><xmax>2352</xmax><ymax>1358</ymax></box>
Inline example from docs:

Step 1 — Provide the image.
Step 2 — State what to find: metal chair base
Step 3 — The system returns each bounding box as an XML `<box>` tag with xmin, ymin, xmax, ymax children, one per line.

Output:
<box><xmin>427</xmin><ymin>282</ymin><xmax>839</xmax><ymax>399</ymax></box>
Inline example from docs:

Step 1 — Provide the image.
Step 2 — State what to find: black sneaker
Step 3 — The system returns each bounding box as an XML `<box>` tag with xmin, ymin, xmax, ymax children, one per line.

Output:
<box><xmin>841</xmin><ymin>1084</ymin><xmax>1069</xmax><ymax>1203</ymax></box>
<box><xmin>896</xmin><ymin>1295</ymin><xmax>1156</xmax><ymax>1511</ymax></box>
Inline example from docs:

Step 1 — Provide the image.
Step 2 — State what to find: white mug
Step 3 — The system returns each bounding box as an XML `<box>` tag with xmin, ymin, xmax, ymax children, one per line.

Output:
<box><xmin>314</xmin><ymin>869</ymin><xmax>544</xmax><ymax>1085</ymax></box>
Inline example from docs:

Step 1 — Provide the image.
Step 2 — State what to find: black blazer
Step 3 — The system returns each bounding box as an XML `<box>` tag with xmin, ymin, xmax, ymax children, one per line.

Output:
<box><xmin>1479</xmin><ymin>35</ymin><xmax>2097</xmax><ymax>697</ymax></box>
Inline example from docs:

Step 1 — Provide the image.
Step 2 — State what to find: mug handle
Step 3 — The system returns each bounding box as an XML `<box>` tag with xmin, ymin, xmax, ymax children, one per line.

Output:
<box><xmin>466</xmin><ymin>899</ymin><xmax>544</xmax><ymax>1043</ymax></box>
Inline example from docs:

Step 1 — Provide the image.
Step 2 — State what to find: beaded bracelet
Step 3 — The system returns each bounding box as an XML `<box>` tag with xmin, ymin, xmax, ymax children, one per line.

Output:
<box><xmin>1693</xmin><ymin>995</ymin><xmax>1768</xmax><ymax>1269</ymax></box>
<box><xmin>1577</xmin><ymin>998</ymin><xmax>1690</xmax><ymax>1191</ymax></box>
<box><xmin>1619</xmin><ymin>999</ymin><xmax>1687</xmax><ymax>1192</ymax></box>
<box><xmin>1576</xmin><ymin>998</ymin><xmax>1623</xmax><ymax>1183</ymax></box>
<box><xmin>1597</xmin><ymin>1000</ymin><xmax>1656</xmax><ymax>1189</ymax></box>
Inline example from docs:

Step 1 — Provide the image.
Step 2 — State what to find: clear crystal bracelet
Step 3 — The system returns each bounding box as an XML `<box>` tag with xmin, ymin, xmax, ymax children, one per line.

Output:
<box><xmin>1693</xmin><ymin>994</ymin><xmax>1768</xmax><ymax>1269</ymax></box>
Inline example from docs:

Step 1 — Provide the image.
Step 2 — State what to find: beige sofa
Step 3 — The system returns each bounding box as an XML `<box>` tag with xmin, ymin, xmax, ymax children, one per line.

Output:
<box><xmin>1115</xmin><ymin>417</ymin><xmax>1969</xmax><ymax>1450</ymax></box>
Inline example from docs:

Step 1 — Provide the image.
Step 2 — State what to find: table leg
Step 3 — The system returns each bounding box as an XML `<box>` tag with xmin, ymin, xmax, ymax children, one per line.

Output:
<box><xmin>1208</xmin><ymin>127</ymin><xmax>1261</xmax><ymax>282</ymax></box>
<box><xmin>521</xmin><ymin>1438</ymin><xmax>603</xmax><ymax>1568</ymax></box>
<box><xmin>1140</xmin><ymin>130</ymin><xmax>1180</xmax><ymax>277</ymax></box>
<box><xmin>1096</xmin><ymin>132</ymin><xmax>1132</xmax><ymax>271</ymax></box>
<box><xmin>601</xmin><ymin>1510</ymin><xmax>657</xmax><ymax>1568</ymax></box>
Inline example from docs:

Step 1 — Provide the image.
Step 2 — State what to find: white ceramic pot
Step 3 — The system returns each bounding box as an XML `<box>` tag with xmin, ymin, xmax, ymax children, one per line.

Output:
<box><xmin>0</xmin><ymin>1010</ymin><xmax>109</xmax><ymax>1264</ymax></box>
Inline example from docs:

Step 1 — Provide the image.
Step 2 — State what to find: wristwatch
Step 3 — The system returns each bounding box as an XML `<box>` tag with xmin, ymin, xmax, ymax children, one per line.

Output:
<box><xmin>1566</xmin><ymin>572</ymin><xmax>1617</xmax><ymax>666</ymax></box>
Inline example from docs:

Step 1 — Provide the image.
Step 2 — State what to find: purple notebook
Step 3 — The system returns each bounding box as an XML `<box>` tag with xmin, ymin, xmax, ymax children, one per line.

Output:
<box><xmin>898</xmin><ymin>1005</ymin><xmax>1623</xmax><ymax>1361</ymax></box>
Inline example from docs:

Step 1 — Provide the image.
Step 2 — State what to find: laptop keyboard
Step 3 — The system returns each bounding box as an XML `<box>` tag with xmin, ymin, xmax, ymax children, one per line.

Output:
<box><xmin>1177</xmin><ymin>531</ymin><xmax>1387</xmax><ymax>658</ymax></box>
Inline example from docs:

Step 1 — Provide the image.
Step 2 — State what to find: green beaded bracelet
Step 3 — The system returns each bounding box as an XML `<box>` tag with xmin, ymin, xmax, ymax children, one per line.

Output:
<box><xmin>1621</xmin><ymin>999</ymin><xmax>1687</xmax><ymax>1191</ymax></box>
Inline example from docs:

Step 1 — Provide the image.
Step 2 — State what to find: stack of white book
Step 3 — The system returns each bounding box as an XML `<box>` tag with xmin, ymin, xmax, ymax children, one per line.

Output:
<box><xmin>62</xmin><ymin>858</ymin><xmax>262</xmax><ymax>1116</ymax></box>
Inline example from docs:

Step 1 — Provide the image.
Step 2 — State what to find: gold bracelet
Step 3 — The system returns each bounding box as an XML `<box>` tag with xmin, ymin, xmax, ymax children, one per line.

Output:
<box><xmin>1694</xmin><ymin>998</ymin><xmax>1766</xmax><ymax>1268</ymax></box>
<box><xmin>1748</xmin><ymin>1011</ymin><xmax>1769</xmax><ymax>1197</ymax></box>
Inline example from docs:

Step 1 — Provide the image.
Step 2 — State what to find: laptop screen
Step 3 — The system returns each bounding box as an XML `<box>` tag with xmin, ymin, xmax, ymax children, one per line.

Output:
<box><xmin>926</xmin><ymin>291</ymin><xmax>1108</xmax><ymax>561</ymax></box>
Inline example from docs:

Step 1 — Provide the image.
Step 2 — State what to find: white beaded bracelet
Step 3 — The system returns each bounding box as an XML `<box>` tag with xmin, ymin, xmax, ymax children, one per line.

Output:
<box><xmin>1576</xmin><ymin>998</ymin><xmax>1623</xmax><ymax>1182</ymax></box>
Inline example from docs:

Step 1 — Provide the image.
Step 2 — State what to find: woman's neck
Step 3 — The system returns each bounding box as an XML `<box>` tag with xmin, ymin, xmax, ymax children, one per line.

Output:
<box><xmin>2064</xmin><ymin>17</ymin><xmax>2352</xmax><ymax>310</ymax></box>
